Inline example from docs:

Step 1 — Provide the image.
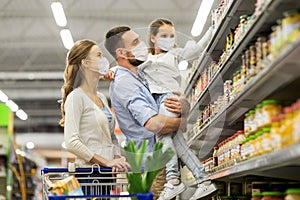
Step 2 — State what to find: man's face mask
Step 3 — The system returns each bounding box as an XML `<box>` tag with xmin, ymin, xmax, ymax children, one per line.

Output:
<box><xmin>130</xmin><ymin>41</ymin><xmax>148</xmax><ymax>62</ymax></box>
<box><xmin>157</xmin><ymin>37</ymin><xmax>175</xmax><ymax>51</ymax></box>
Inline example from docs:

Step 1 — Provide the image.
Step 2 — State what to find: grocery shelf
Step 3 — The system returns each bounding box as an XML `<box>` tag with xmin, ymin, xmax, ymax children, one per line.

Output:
<box><xmin>209</xmin><ymin>143</ymin><xmax>300</xmax><ymax>181</ymax></box>
<box><xmin>186</xmin><ymin>0</ymin><xmax>299</xmax><ymax>123</ymax></box>
<box><xmin>187</xmin><ymin>36</ymin><xmax>300</xmax><ymax>152</ymax></box>
<box><xmin>184</xmin><ymin>0</ymin><xmax>255</xmax><ymax>95</ymax></box>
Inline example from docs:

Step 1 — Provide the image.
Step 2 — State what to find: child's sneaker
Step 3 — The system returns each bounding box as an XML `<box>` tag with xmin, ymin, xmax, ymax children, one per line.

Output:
<box><xmin>190</xmin><ymin>182</ymin><xmax>218</xmax><ymax>200</ymax></box>
<box><xmin>157</xmin><ymin>182</ymin><xmax>186</xmax><ymax>200</ymax></box>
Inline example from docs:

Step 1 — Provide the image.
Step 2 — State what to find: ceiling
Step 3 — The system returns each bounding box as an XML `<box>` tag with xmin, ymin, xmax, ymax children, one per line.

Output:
<box><xmin>0</xmin><ymin>0</ymin><xmax>205</xmax><ymax>152</ymax></box>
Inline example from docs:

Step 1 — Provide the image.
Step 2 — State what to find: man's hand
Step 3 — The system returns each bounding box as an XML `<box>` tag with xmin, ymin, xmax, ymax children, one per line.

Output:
<box><xmin>101</xmin><ymin>70</ymin><xmax>115</xmax><ymax>81</ymax></box>
<box><xmin>164</xmin><ymin>91</ymin><xmax>190</xmax><ymax>117</ymax></box>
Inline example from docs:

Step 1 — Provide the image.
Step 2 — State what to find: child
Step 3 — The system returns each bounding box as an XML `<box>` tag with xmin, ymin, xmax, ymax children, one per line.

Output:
<box><xmin>140</xmin><ymin>18</ymin><xmax>217</xmax><ymax>200</ymax></box>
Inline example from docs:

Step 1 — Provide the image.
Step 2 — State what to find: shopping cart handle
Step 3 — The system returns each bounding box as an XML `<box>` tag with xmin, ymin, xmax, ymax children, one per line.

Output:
<box><xmin>42</xmin><ymin>167</ymin><xmax>112</xmax><ymax>174</ymax></box>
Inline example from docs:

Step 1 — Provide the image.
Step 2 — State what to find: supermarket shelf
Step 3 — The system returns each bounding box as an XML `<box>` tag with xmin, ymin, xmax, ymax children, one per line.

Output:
<box><xmin>187</xmin><ymin>36</ymin><xmax>300</xmax><ymax>151</ymax></box>
<box><xmin>186</xmin><ymin>0</ymin><xmax>299</xmax><ymax>123</ymax></box>
<box><xmin>209</xmin><ymin>143</ymin><xmax>300</xmax><ymax>181</ymax></box>
<box><xmin>184</xmin><ymin>0</ymin><xmax>255</xmax><ymax>95</ymax></box>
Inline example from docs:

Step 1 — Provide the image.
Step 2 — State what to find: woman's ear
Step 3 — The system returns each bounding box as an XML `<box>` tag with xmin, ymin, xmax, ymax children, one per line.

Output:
<box><xmin>150</xmin><ymin>34</ymin><xmax>156</xmax><ymax>44</ymax></box>
<box><xmin>81</xmin><ymin>59</ymin><xmax>87</xmax><ymax>66</ymax></box>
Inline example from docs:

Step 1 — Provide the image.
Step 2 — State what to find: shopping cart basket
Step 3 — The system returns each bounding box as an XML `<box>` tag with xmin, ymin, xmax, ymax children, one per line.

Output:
<box><xmin>41</xmin><ymin>165</ymin><xmax>153</xmax><ymax>200</ymax></box>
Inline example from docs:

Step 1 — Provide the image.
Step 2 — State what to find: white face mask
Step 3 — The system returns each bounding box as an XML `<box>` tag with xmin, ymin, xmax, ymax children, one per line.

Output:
<box><xmin>131</xmin><ymin>41</ymin><xmax>148</xmax><ymax>61</ymax></box>
<box><xmin>97</xmin><ymin>57</ymin><xmax>110</xmax><ymax>75</ymax></box>
<box><xmin>157</xmin><ymin>37</ymin><xmax>175</xmax><ymax>51</ymax></box>
<box><xmin>86</xmin><ymin>57</ymin><xmax>110</xmax><ymax>75</ymax></box>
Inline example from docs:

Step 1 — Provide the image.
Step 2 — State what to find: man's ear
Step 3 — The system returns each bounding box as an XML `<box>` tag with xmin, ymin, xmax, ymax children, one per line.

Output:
<box><xmin>116</xmin><ymin>48</ymin><xmax>127</xmax><ymax>59</ymax></box>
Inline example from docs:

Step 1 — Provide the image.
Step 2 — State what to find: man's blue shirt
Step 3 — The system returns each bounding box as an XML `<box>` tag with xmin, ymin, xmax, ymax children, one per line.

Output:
<box><xmin>109</xmin><ymin>66</ymin><xmax>158</xmax><ymax>152</ymax></box>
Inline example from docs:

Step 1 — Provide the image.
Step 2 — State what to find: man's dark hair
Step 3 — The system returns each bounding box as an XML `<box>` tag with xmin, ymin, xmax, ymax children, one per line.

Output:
<box><xmin>104</xmin><ymin>26</ymin><xmax>131</xmax><ymax>59</ymax></box>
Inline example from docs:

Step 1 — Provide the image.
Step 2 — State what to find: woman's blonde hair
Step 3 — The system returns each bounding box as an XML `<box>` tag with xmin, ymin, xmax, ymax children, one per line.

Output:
<box><xmin>59</xmin><ymin>39</ymin><xmax>96</xmax><ymax>126</ymax></box>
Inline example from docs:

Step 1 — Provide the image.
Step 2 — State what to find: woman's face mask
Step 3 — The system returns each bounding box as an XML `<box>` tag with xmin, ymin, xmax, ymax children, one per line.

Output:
<box><xmin>157</xmin><ymin>37</ymin><xmax>175</xmax><ymax>51</ymax></box>
<box><xmin>86</xmin><ymin>57</ymin><xmax>110</xmax><ymax>75</ymax></box>
<box><xmin>96</xmin><ymin>57</ymin><xmax>110</xmax><ymax>75</ymax></box>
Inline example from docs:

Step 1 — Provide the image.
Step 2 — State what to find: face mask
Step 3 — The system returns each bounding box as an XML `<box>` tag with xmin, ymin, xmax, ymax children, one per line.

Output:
<box><xmin>97</xmin><ymin>57</ymin><xmax>110</xmax><ymax>75</ymax></box>
<box><xmin>157</xmin><ymin>37</ymin><xmax>175</xmax><ymax>51</ymax></box>
<box><xmin>130</xmin><ymin>41</ymin><xmax>148</xmax><ymax>61</ymax></box>
<box><xmin>86</xmin><ymin>57</ymin><xmax>110</xmax><ymax>75</ymax></box>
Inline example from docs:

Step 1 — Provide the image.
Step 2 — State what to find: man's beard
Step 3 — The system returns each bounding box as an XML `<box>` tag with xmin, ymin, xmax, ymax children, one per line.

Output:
<box><xmin>128</xmin><ymin>58</ymin><xmax>144</xmax><ymax>66</ymax></box>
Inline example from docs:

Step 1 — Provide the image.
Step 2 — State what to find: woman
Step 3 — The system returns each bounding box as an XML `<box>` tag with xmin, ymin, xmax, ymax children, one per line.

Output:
<box><xmin>59</xmin><ymin>39</ymin><xmax>130</xmax><ymax>172</ymax></box>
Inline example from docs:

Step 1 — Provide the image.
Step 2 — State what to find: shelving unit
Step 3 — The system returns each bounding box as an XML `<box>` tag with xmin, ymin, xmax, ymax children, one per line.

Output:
<box><xmin>185</xmin><ymin>0</ymin><xmax>300</xmax><ymax>155</ymax></box>
<box><xmin>9</xmin><ymin>140</ymin><xmax>37</xmax><ymax>200</ymax></box>
<box><xmin>210</xmin><ymin>142</ymin><xmax>300</xmax><ymax>181</ymax></box>
<box><xmin>184</xmin><ymin>0</ymin><xmax>300</xmax><ymax>192</ymax></box>
<box><xmin>0</xmin><ymin>104</ymin><xmax>13</xmax><ymax>199</ymax></box>
<box><xmin>188</xmin><ymin>36</ymin><xmax>300</xmax><ymax>154</ymax></box>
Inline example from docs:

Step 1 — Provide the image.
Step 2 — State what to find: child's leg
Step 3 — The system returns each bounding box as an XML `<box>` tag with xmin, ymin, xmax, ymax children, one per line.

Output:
<box><xmin>155</xmin><ymin>92</ymin><xmax>180</xmax><ymax>118</ymax></box>
<box><xmin>155</xmin><ymin>93</ymin><xmax>186</xmax><ymax>199</ymax></box>
<box><xmin>156</xmin><ymin>133</ymin><xmax>180</xmax><ymax>182</ymax></box>
<box><xmin>173</xmin><ymin>130</ymin><xmax>210</xmax><ymax>184</ymax></box>
<box><xmin>156</xmin><ymin>133</ymin><xmax>186</xmax><ymax>200</ymax></box>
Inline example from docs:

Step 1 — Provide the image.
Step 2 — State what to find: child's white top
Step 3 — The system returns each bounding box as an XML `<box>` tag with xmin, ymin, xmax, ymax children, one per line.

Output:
<box><xmin>140</xmin><ymin>40</ymin><xmax>203</xmax><ymax>94</ymax></box>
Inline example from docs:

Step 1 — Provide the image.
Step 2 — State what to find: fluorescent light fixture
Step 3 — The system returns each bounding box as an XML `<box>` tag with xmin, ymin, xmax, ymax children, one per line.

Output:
<box><xmin>6</xmin><ymin>100</ymin><xmax>18</xmax><ymax>112</ymax></box>
<box><xmin>178</xmin><ymin>60</ymin><xmax>189</xmax><ymax>70</ymax></box>
<box><xmin>60</xmin><ymin>29</ymin><xmax>74</xmax><ymax>50</ymax></box>
<box><xmin>26</xmin><ymin>141</ymin><xmax>35</xmax><ymax>149</ymax></box>
<box><xmin>0</xmin><ymin>90</ymin><xmax>8</xmax><ymax>102</ymax></box>
<box><xmin>191</xmin><ymin>0</ymin><xmax>214</xmax><ymax>37</ymax></box>
<box><xmin>16</xmin><ymin>109</ymin><xmax>28</xmax><ymax>121</ymax></box>
<box><xmin>51</xmin><ymin>1</ymin><xmax>67</xmax><ymax>27</ymax></box>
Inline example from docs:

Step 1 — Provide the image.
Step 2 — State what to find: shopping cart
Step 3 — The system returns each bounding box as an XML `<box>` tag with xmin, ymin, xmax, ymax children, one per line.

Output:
<box><xmin>41</xmin><ymin>165</ymin><xmax>153</xmax><ymax>200</ymax></box>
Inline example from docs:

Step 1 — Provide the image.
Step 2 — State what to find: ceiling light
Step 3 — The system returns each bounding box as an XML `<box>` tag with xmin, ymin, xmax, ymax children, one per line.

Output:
<box><xmin>0</xmin><ymin>90</ymin><xmax>8</xmax><ymax>102</ymax></box>
<box><xmin>6</xmin><ymin>100</ymin><xmax>18</xmax><ymax>112</ymax></box>
<box><xmin>26</xmin><ymin>141</ymin><xmax>35</xmax><ymax>150</ymax></box>
<box><xmin>191</xmin><ymin>0</ymin><xmax>214</xmax><ymax>37</ymax></box>
<box><xmin>16</xmin><ymin>109</ymin><xmax>28</xmax><ymax>121</ymax></box>
<box><xmin>60</xmin><ymin>29</ymin><xmax>74</xmax><ymax>50</ymax></box>
<box><xmin>51</xmin><ymin>1</ymin><xmax>67</xmax><ymax>27</ymax></box>
<box><xmin>178</xmin><ymin>60</ymin><xmax>189</xmax><ymax>70</ymax></box>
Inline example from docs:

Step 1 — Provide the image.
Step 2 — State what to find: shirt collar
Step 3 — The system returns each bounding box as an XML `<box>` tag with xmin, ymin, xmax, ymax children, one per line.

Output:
<box><xmin>116</xmin><ymin>65</ymin><xmax>150</xmax><ymax>91</ymax></box>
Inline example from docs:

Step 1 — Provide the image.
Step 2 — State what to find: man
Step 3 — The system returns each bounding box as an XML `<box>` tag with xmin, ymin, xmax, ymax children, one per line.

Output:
<box><xmin>104</xmin><ymin>26</ymin><xmax>188</xmax><ymax>199</ymax></box>
<box><xmin>104</xmin><ymin>26</ymin><xmax>186</xmax><ymax>152</ymax></box>
<box><xmin>104</xmin><ymin>26</ymin><xmax>217</xmax><ymax>200</ymax></box>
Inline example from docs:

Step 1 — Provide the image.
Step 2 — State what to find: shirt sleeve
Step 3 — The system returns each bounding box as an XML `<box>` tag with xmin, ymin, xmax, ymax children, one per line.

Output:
<box><xmin>171</xmin><ymin>40</ymin><xmax>203</xmax><ymax>61</ymax></box>
<box><xmin>171</xmin><ymin>27</ymin><xmax>212</xmax><ymax>61</ymax></box>
<box><xmin>64</xmin><ymin>92</ymin><xmax>94</xmax><ymax>162</ymax></box>
<box><xmin>127</xmin><ymin>88</ymin><xmax>158</xmax><ymax>127</ymax></box>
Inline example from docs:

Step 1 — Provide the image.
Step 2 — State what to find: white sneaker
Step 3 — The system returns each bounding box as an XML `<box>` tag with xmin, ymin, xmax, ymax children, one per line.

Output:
<box><xmin>190</xmin><ymin>183</ymin><xmax>218</xmax><ymax>200</ymax></box>
<box><xmin>157</xmin><ymin>182</ymin><xmax>186</xmax><ymax>200</ymax></box>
